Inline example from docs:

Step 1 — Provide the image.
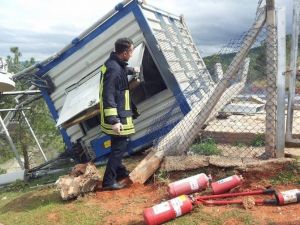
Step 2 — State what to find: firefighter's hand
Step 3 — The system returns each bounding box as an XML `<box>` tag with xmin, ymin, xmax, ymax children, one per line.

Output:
<box><xmin>112</xmin><ymin>123</ymin><xmax>123</xmax><ymax>135</ymax></box>
<box><xmin>133</xmin><ymin>67</ymin><xmax>140</xmax><ymax>74</ymax></box>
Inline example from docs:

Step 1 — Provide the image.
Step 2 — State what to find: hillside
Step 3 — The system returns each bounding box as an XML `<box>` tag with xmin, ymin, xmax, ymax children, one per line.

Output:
<box><xmin>203</xmin><ymin>34</ymin><xmax>299</xmax><ymax>85</ymax></box>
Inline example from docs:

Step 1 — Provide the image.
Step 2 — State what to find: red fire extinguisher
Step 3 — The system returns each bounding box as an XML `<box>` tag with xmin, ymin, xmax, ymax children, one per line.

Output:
<box><xmin>275</xmin><ymin>189</ymin><xmax>300</xmax><ymax>205</ymax></box>
<box><xmin>211</xmin><ymin>175</ymin><xmax>243</xmax><ymax>194</ymax></box>
<box><xmin>144</xmin><ymin>195</ymin><xmax>193</xmax><ymax>225</ymax></box>
<box><xmin>167</xmin><ymin>173</ymin><xmax>210</xmax><ymax>197</ymax></box>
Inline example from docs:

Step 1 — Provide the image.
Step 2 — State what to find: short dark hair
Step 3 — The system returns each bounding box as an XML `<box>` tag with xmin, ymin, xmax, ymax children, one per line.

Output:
<box><xmin>115</xmin><ymin>38</ymin><xmax>133</xmax><ymax>54</ymax></box>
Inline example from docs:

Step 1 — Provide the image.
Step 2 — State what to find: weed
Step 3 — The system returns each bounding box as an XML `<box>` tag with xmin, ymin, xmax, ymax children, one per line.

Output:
<box><xmin>190</xmin><ymin>138</ymin><xmax>221</xmax><ymax>156</ymax></box>
<box><xmin>270</xmin><ymin>162</ymin><xmax>300</xmax><ymax>185</ymax></box>
<box><xmin>154</xmin><ymin>170</ymin><xmax>170</xmax><ymax>184</ymax></box>
<box><xmin>250</xmin><ymin>134</ymin><xmax>265</xmax><ymax>147</ymax></box>
<box><xmin>234</xmin><ymin>142</ymin><xmax>247</xmax><ymax>147</ymax></box>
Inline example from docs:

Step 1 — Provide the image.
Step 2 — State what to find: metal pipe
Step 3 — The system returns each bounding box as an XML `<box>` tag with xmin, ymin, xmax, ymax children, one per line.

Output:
<box><xmin>0</xmin><ymin>108</ymin><xmax>30</xmax><ymax>112</ymax></box>
<box><xmin>20</xmin><ymin>109</ymin><xmax>48</xmax><ymax>162</ymax></box>
<box><xmin>1</xmin><ymin>90</ymin><xmax>41</xmax><ymax>95</ymax></box>
<box><xmin>0</xmin><ymin>116</ymin><xmax>24</xmax><ymax>169</ymax></box>
<box><xmin>15</xmin><ymin>98</ymin><xmax>48</xmax><ymax>162</ymax></box>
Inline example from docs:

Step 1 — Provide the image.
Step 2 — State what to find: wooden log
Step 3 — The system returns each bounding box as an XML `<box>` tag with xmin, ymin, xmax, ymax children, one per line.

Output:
<box><xmin>129</xmin><ymin>11</ymin><xmax>266</xmax><ymax>184</ymax></box>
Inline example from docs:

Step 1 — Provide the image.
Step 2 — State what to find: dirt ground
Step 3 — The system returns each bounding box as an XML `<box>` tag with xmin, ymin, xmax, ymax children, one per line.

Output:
<box><xmin>83</xmin><ymin>164</ymin><xmax>300</xmax><ymax>225</ymax></box>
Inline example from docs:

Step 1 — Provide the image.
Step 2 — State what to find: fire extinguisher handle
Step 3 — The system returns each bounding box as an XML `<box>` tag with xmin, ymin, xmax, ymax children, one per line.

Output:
<box><xmin>263</xmin><ymin>199</ymin><xmax>278</xmax><ymax>205</ymax></box>
<box><xmin>263</xmin><ymin>188</ymin><xmax>276</xmax><ymax>195</ymax></box>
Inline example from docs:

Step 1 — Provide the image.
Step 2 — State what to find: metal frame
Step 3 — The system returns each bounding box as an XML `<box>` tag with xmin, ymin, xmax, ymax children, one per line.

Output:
<box><xmin>0</xmin><ymin>115</ymin><xmax>24</xmax><ymax>169</ymax></box>
<box><xmin>286</xmin><ymin>0</ymin><xmax>300</xmax><ymax>144</ymax></box>
<box><xmin>0</xmin><ymin>89</ymin><xmax>48</xmax><ymax>170</ymax></box>
<box><xmin>265</xmin><ymin>0</ymin><xmax>277</xmax><ymax>157</ymax></box>
<box><xmin>276</xmin><ymin>6</ymin><xmax>286</xmax><ymax>157</ymax></box>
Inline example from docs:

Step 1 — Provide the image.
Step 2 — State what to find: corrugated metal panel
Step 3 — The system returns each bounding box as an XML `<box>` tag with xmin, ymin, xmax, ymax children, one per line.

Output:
<box><xmin>45</xmin><ymin>12</ymin><xmax>143</xmax><ymax>142</ymax></box>
<box><xmin>56</xmin><ymin>72</ymin><xmax>100</xmax><ymax>127</ymax></box>
<box><xmin>66</xmin><ymin>125</ymin><xmax>84</xmax><ymax>142</ymax></box>
<box><xmin>143</xmin><ymin>8</ymin><xmax>216</xmax><ymax>107</ymax></box>
<box><xmin>56</xmin><ymin>43</ymin><xmax>145</xmax><ymax>127</ymax></box>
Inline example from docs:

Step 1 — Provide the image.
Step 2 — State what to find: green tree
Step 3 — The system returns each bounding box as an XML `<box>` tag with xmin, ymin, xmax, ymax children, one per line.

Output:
<box><xmin>1</xmin><ymin>47</ymin><xmax>64</xmax><ymax>170</ymax></box>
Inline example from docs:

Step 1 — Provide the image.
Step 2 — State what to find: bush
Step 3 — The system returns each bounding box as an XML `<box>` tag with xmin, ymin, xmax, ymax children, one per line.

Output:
<box><xmin>190</xmin><ymin>138</ymin><xmax>221</xmax><ymax>156</ymax></box>
<box><xmin>250</xmin><ymin>134</ymin><xmax>265</xmax><ymax>147</ymax></box>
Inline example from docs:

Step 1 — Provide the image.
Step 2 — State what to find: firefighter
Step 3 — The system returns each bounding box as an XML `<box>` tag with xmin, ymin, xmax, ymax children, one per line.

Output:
<box><xmin>99</xmin><ymin>38</ymin><xmax>139</xmax><ymax>190</ymax></box>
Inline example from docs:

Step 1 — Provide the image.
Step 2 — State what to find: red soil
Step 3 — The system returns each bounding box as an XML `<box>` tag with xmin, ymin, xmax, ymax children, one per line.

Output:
<box><xmin>88</xmin><ymin>167</ymin><xmax>300</xmax><ymax>225</ymax></box>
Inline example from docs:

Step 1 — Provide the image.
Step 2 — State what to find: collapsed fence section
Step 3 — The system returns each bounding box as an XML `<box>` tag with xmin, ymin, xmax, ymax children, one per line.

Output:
<box><xmin>145</xmin><ymin>1</ymin><xmax>279</xmax><ymax>160</ymax></box>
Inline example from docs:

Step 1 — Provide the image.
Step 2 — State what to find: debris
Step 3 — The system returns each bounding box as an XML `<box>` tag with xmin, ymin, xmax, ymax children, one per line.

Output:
<box><xmin>242</xmin><ymin>196</ymin><xmax>256</xmax><ymax>209</ymax></box>
<box><xmin>160</xmin><ymin>155</ymin><xmax>295</xmax><ymax>172</ymax></box>
<box><xmin>55</xmin><ymin>162</ymin><xmax>101</xmax><ymax>200</ymax></box>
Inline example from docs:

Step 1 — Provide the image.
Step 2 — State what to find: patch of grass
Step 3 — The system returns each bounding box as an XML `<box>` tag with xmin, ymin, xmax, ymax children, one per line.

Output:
<box><xmin>190</xmin><ymin>138</ymin><xmax>221</xmax><ymax>156</ymax></box>
<box><xmin>0</xmin><ymin>188</ymin><xmax>105</xmax><ymax>225</ymax></box>
<box><xmin>166</xmin><ymin>207</ymin><xmax>257</xmax><ymax>225</ymax></box>
<box><xmin>250</xmin><ymin>134</ymin><xmax>265</xmax><ymax>147</ymax></box>
<box><xmin>0</xmin><ymin>170</ymin><xmax>68</xmax><ymax>194</ymax></box>
<box><xmin>154</xmin><ymin>170</ymin><xmax>170</xmax><ymax>184</ymax></box>
<box><xmin>222</xmin><ymin>210</ymin><xmax>257</xmax><ymax>225</ymax></box>
<box><xmin>270</xmin><ymin>162</ymin><xmax>300</xmax><ymax>185</ymax></box>
<box><xmin>234</xmin><ymin>142</ymin><xmax>247</xmax><ymax>148</ymax></box>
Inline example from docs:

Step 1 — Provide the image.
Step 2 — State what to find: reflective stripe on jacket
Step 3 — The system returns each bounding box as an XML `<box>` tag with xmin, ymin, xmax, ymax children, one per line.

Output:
<box><xmin>99</xmin><ymin>53</ymin><xmax>135</xmax><ymax>136</ymax></box>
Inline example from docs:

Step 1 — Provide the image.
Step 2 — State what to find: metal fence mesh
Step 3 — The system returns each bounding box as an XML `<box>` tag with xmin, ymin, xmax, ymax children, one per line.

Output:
<box><xmin>145</xmin><ymin>3</ymin><xmax>279</xmax><ymax>160</ymax></box>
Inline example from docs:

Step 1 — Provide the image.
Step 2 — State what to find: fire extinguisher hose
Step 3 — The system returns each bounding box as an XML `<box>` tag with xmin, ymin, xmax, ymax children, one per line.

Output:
<box><xmin>194</xmin><ymin>188</ymin><xmax>275</xmax><ymax>201</ymax></box>
<box><xmin>195</xmin><ymin>198</ymin><xmax>277</xmax><ymax>206</ymax></box>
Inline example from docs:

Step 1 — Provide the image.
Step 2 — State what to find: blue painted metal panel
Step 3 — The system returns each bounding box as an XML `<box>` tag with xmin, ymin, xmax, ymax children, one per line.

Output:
<box><xmin>90</xmin><ymin>135</ymin><xmax>111</xmax><ymax>159</ymax></box>
<box><xmin>92</xmin><ymin>120</ymin><xmax>180</xmax><ymax>162</ymax></box>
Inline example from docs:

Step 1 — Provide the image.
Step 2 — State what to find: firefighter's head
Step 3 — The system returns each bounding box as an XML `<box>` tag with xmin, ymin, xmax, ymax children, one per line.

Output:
<box><xmin>115</xmin><ymin>38</ymin><xmax>134</xmax><ymax>62</ymax></box>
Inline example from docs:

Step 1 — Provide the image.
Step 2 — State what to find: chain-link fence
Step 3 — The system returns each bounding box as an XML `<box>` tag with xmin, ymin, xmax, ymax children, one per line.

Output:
<box><xmin>145</xmin><ymin>1</ymin><xmax>280</xmax><ymax>160</ymax></box>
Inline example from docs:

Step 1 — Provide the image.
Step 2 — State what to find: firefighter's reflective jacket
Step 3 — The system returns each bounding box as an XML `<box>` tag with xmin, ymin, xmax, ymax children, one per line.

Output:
<box><xmin>99</xmin><ymin>52</ymin><xmax>135</xmax><ymax>136</ymax></box>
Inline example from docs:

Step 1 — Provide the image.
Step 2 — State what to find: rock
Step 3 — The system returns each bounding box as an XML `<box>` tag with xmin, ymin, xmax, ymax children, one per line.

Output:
<box><xmin>56</xmin><ymin>162</ymin><xmax>101</xmax><ymax>200</ymax></box>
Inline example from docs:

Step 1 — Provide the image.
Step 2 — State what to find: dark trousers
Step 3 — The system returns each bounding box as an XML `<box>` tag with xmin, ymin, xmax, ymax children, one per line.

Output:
<box><xmin>102</xmin><ymin>136</ymin><xmax>129</xmax><ymax>186</ymax></box>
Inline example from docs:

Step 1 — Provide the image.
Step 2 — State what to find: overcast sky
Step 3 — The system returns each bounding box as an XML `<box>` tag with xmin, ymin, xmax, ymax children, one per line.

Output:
<box><xmin>0</xmin><ymin>0</ymin><xmax>293</xmax><ymax>60</ymax></box>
